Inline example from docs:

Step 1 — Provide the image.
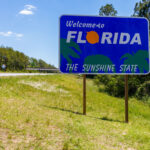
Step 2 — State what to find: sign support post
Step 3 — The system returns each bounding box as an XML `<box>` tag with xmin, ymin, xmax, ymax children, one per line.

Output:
<box><xmin>125</xmin><ymin>75</ymin><xmax>128</xmax><ymax>123</ymax></box>
<box><xmin>83</xmin><ymin>74</ymin><xmax>86</xmax><ymax>115</ymax></box>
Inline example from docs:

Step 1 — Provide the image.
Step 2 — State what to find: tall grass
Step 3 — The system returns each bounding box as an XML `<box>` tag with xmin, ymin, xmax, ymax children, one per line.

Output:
<box><xmin>0</xmin><ymin>75</ymin><xmax>150</xmax><ymax>149</ymax></box>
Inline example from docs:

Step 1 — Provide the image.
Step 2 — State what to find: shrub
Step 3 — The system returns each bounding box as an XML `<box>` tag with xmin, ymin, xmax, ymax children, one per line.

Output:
<box><xmin>94</xmin><ymin>75</ymin><xmax>142</xmax><ymax>97</ymax></box>
<box><xmin>136</xmin><ymin>81</ymin><xmax>150</xmax><ymax>101</ymax></box>
<box><xmin>95</xmin><ymin>75</ymin><xmax>124</xmax><ymax>97</ymax></box>
<box><xmin>94</xmin><ymin>75</ymin><xmax>111</xmax><ymax>85</ymax></box>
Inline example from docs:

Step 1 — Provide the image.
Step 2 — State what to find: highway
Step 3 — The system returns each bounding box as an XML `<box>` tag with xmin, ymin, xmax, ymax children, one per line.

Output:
<box><xmin>0</xmin><ymin>73</ymin><xmax>54</xmax><ymax>77</ymax></box>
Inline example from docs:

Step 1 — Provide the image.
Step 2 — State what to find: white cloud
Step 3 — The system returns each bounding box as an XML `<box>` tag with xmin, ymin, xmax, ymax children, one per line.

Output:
<box><xmin>19</xmin><ymin>10</ymin><xmax>33</xmax><ymax>15</ymax></box>
<box><xmin>0</xmin><ymin>31</ymin><xmax>23</xmax><ymax>38</ymax></box>
<box><xmin>0</xmin><ymin>31</ymin><xmax>13</xmax><ymax>37</ymax></box>
<box><xmin>19</xmin><ymin>4</ymin><xmax>36</xmax><ymax>15</ymax></box>
<box><xmin>25</xmin><ymin>5</ymin><xmax>36</xmax><ymax>10</ymax></box>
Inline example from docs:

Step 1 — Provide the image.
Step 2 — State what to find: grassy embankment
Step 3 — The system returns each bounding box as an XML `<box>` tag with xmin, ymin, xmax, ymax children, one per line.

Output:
<box><xmin>0</xmin><ymin>75</ymin><xmax>150</xmax><ymax>150</ymax></box>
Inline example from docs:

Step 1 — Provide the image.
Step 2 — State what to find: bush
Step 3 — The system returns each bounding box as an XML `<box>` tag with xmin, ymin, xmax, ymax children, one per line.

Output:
<box><xmin>94</xmin><ymin>75</ymin><xmax>111</xmax><ymax>85</ymax></box>
<box><xmin>136</xmin><ymin>81</ymin><xmax>150</xmax><ymax>101</ymax></box>
<box><xmin>95</xmin><ymin>75</ymin><xmax>124</xmax><ymax>97</ymax></box>
<box><xmin>94</xmin><ymin>75</ymin><xmax>143</xmax><ymax>97</ymax></box>
<box><xmin>105</xmin><ymin>76</ymin><xmax>125</xmax><ymax>97</ymax></box>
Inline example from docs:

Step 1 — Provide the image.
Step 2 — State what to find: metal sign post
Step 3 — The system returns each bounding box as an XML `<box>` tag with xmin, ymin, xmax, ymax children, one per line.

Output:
<box><xmin>83</xmin><ymin>74</ymin><xmax>86</xmax><ymax>115</ymax></box>
<box><xmin>125</xmin><ymin>75</ymin><xmax>128</xmax><ymax>123</ymax></box>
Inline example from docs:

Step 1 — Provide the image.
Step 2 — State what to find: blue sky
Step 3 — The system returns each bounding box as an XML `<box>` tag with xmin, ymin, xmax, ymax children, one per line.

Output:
<box><xmin>0</xmin><ymin>0</ymin><xmax>140</xmax><ymax>67</ymax></box>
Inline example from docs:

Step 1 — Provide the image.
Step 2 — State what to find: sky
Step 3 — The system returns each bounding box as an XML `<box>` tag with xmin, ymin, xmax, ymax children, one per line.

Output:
<box><xmin>0</xmin><ymin>0</ymin><xmax>140</xmax><ymax>67</ymax></box>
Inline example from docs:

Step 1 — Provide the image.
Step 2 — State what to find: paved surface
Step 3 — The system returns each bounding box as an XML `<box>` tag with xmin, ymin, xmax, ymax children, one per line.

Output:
<box><xmin>0</xmin><ymin>73</ymin><xmax>54</xmax><ymax>77</ymax></box>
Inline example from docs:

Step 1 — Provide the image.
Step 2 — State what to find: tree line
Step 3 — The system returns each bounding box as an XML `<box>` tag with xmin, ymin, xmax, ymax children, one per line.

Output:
<box><xmin>0</xmin><ymin>46</ymin><xmax>56</xmax><ymax>71</ymax></box>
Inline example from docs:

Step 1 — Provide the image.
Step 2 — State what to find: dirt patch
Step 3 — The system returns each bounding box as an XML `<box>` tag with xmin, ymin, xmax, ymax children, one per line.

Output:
<box><xmin>0</xmin><ymin>126</ymin><xmax>65</xmax><ymax>149</ymax></box>
<box><xmin>0</xmin><ymin>128</ymin><xmax>36</xmax><ymax>149</ymax></box>
<box><xmin>19</xmin><ymin>81</ymin><xmax>69</xmax><ymax>94</ymax></box>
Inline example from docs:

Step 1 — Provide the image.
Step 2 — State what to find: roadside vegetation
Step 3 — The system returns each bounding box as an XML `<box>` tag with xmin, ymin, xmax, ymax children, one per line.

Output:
<box><xmin>94</xmin><ymin>75</ymin><xmax>150</xmax><ymax>103</ymax></box>
<box><xmin>0</xmin><ymin>47</ymin><xmax>56</xmax><ymax>72</ymax></box>
<box><xmin>0</xmin><ymin>75</ymin><xmax>150</xmax><ymax>149</ymax></box>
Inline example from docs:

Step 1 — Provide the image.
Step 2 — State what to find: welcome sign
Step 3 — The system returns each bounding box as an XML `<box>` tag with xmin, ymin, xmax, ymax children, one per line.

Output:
<box><xmin>59</xmin><ymin>15</ymin><xmax>149</xmax><ymax>74</ymax></box>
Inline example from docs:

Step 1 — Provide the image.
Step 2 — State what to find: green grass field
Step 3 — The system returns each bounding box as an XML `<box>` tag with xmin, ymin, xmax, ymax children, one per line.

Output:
<box><xmin>0</xmin><ymin>75</ymin><xmax>150</xmax><ymax>150</ymax></box>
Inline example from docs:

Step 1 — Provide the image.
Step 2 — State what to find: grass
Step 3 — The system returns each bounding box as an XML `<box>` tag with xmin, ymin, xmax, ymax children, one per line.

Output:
<box><xmin>0</xmin><ymin>74</ymin><xmax>150</xmax><ymax>149</ymax></box>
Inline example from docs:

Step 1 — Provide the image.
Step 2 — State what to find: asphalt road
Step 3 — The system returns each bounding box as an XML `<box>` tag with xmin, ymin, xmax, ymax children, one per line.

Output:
<box><xmin>0</xmin><ymin>73</ymin><xmax>54</xmax><ymax>77</ymax></box>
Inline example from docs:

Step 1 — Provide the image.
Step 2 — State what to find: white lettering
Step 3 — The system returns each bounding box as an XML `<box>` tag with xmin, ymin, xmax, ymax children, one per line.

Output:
<box><xmin>77</xmin><ymin>31</ymin><xmax>86</xmax><ymax>43</ymax></box>
<box><xmin>113</xmin><ymin>33</ymin><xmax>118</xmax><ymax>44</ymax></box>
<box><xmin>101</xmin><ymin>32</ymin><xmax>113</xmax><ymax>44</ymax></box>
<box><xmin>66</xmin><ymin>31</ymin><xmax>77</xmax><ymax>43</ymax></box>
<box><xmin>130</xmin><ymin>33</ymin><xmax>141</xmax><ymax>45</ymax></box>
<box><xmin>119</xmin><ymin>33</ymin><xmax>130</xmax><ymax>44</ymax></box>
<box><xmin>66</xmin><ymin>31</ymin><xmax>142</xmax><ymax>45</ymax></box>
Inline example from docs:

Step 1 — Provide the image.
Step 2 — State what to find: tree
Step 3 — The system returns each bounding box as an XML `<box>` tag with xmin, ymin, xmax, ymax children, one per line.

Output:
<box><xmin>134</xmin><ymin>0</ymin><xmax>150</xmax><ymax>22</ymax></box>
<box><xmin>38</xmin><ymin>59</ymin><xmax>48</xmax><ymax>68</ymax></box>
<box><xmin>29</xmin><ymin>57</ymin><xmax>39</xmax><ymax>68</ymax></box>
<box><xmin>99</xmin><ymin>4</ymin><xmax>117</xmax><ymax>16</ymax></box>
<box><xmin>0</xmin><ymin>46</ymin><xmax>56</xmax><ymax>71</ymax></box>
